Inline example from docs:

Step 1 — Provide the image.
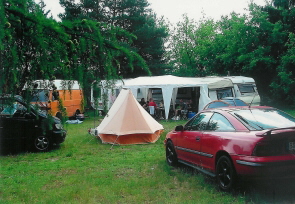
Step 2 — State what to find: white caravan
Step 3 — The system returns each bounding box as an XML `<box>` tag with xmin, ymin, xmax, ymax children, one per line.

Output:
<box><xmin>224</xmin><ymin>76</ymin><xmax>260</xmax><ymax>106</ymax></box>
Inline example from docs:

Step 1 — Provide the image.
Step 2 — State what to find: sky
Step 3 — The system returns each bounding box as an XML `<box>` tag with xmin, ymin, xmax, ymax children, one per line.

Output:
<box><xmin>36</xmin><ymin>0</ymin><xmax>268</xmax><ymax>24</ymax></box>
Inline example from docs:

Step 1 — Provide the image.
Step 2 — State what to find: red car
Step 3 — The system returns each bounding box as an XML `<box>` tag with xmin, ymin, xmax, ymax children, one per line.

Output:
<box><xmin>165</xmin><ymin>106</ymin><xmax>295</xmax><ymax>191</ymax></box>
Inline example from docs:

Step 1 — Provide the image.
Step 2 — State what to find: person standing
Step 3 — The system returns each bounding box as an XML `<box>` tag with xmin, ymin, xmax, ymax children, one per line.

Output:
<box><xmin>148</xmin><ymin>98</ymin><xmax>157</xmax><ymax>116</ymax></box>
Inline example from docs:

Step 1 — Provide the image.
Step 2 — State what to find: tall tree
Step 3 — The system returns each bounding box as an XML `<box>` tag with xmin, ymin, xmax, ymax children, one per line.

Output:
<box><xmin>2</xmin><ymin>0</ymin><xmax>70</xmax><ymax>95</ymax></box>
<box><xmin>59</xmin><ymin>0</ymin><xmax>169</xmax><ymax>77</ymax></box>
<box><xmin>167</xmin><ymin>14</ymin><xmax>221</xmax><ymax>77</ymax></box>
<box><xmin>265</xmin><ymin>0</ymin><xmax>295</xmax><ymax>104</ymax></box>
<box><xmin>1</xmin><ymin>0</ymin><xmax>147</xmax><ymax>101</ymax></box>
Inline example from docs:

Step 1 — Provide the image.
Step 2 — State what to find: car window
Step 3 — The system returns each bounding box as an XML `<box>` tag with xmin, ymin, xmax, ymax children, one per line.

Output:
<box><xmin>206</xmin><ymin>113</ymin><xmax>235</xmax><ymax>131</ymax></box>
<box><xmin>231</xmin><ymin>109</ymin><xmax>295</xmax><ymax>130</ymax></box>
<box><xmin>185</xmin><ymin>112</ymin><xmax>213</xmax><ymax>131</ymax></box>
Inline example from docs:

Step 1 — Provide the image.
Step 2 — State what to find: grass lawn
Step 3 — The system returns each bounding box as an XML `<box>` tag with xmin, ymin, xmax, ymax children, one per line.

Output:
<box><xmin>1</xmin><ymin>110</ymin><xmax>295</xmax><ymax>203</ymax></box>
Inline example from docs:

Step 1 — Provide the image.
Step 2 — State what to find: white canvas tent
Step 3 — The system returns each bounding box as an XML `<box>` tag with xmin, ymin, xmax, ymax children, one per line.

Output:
<box><xmin>93</xmin><ymin>89</ymin><xmax>164</xmax><ymax>145</ymax></box>
<box><xmin>122</xmin><ymin>75</ymin><xmax>233</xmax><ymax>119</ymax></box>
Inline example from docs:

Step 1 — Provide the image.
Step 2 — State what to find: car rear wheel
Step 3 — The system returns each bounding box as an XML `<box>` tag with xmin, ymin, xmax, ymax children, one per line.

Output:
<box><xmin>34</xmin><ymin>135</ymin><xmax>50</xmax><ymax>151</ymax></box>
<box><xmin>166</xmin><ymin>141</ymin><xmax>178</xmax><ymax>166</ymax></box>
<box><xmin>216</xmin><ymin>155</ymin><xmax>236</xmax><ymax>191</ymax></box>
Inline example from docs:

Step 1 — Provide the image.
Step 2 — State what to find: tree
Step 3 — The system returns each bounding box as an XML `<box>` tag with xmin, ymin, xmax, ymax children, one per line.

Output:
<box><xmin>2</xmin><ymin>0</ymin><xmax>71</xmax><ymax>95</ymax></box>
<box><xmin>167</xmin><ymin>14</ymin><xmax>217</xmax><ymax>77</ymax></box>
<box><xmin>59</xmin><ymin>0</ymin><xmax>169</xmax><ymax>77</ymax></box>
<box><xmin>1</xmin><ymin>0</ymin><xmax>147</xmax><ymax>106</ymax></box>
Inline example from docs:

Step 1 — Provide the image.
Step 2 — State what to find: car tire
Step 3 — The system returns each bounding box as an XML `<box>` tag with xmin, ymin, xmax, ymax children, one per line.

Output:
<box><xmin>34</xmin><ymin>135</ymin><xmax>50</xmax><ymax>152</ymax></box>
<box><xmin>216</xmin><ymin>155</ymin><xmax>236</xmax><ymax>191</ymax></box>
<box><xmin>166</xmin><ymin>141</ymin><xmax>178</xmax><ymax>166</ymax></box>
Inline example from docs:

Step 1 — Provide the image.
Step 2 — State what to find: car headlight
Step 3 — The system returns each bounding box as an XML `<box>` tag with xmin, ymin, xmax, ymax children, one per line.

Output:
<box><xmin>55</xmin><ymin>123</ymin><xmax>63</xmax><ymax>130</ymax></box>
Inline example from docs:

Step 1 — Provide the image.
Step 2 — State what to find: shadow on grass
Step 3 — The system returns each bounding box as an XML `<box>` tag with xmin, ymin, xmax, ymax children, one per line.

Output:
<box><xmin>234</xmin><ymin>177</ymin><xmax>295</xmax><ymax>203</ymax></box>
<box><xmin>0</xmin><ymin>143</ymin><xmax>63</xmax><ymax>156</ymax></box>
<box><xmin>166</xmin><ymin>162</ymin><xmax>295</xmax><ymax>203</ymax></box>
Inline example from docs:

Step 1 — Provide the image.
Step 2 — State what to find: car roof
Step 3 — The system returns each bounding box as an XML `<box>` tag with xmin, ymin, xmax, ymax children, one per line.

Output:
<box><xmin>201</xmin><ymin>106</ymin><xmax>274</xmax><ymax>113</ymax></box>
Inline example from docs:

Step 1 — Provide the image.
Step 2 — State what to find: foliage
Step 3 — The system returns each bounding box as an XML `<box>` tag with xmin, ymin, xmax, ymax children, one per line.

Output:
<box><xmin>1</xmin><ymin>0</ymin><xmax>148</xmax><ymax>98</ymax></box>
<box><xmin>167</xmin><ymin>1</ymin><xmax>295</xmax><ymax>106</ymax></box>
<box><xmin>167</xmin><ymin>14</ymin><xmax>217</xmax><ymax>77</ymax></box>
<box><xmin>59</xmin><ymin>0</ymin><xmax>169</xmax><ymax>77</ymax></box>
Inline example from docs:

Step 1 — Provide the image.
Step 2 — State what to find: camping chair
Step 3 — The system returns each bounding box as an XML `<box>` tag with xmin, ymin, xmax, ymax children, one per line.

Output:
<box><xmin>179</xmin><ymin>101</ymin><xmax>190</xmax><ymax>120</ymax></box>
<box><xmin>180</xmin><ymin>109</ymin><xmax>188</xmax><ymax>120</ymax></box>
<box><xmin>149</xmin><ymin>106</ymin><xmax>155</xmax><ymax>116</ymax></box>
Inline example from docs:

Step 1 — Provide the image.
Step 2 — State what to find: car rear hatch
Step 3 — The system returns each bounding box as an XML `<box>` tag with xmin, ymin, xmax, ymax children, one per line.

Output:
<box><xmin>255</xmin><ymin>127</ymin><xmax>295</xmax><ymax>156</ymax></box>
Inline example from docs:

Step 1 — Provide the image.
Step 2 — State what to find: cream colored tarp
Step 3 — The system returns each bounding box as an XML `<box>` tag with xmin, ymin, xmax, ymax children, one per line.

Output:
<box><xmin>123</xmin><ymin>75</ymin><xmax>233</xmax><ymax>119</ymax></box>
<box><xmin>93</xmin><ymin>75</ymin><xmax>234</xmax><ymax>120</ymax></box>
<box><xmin>95</xmin><ymin>89</ymin><xmax>164</xmax><ymax>145</ymax></box>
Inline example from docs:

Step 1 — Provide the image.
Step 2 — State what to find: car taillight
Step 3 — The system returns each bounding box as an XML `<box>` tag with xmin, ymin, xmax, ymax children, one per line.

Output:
<box><xmin>252</xmin><ymin>141</ymin><xmax>287</xmax><ymax>156</ymax></box>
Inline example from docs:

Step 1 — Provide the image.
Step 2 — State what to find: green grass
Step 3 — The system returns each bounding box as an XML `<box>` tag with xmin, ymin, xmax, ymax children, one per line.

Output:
<box><xmin>1</xmin><ymin>112</ymin><xmax>295</xmax><ymax>203</ymax></box>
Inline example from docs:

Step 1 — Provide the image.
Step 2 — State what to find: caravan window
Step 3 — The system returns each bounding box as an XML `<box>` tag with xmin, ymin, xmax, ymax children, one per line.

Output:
<box><xmin>216</xmin><ymin>88</ymin><xmax>233</xmax><ymax>100</ymax></box>
<box><xmin>238</xmin><ymin>84</ymin><xmax>255</xmax><ymax>93</ymax></box>
<box><xmin>152</xmin><ymin>89</ymin><xmax>162</xmax><ymax>94</ymax></box>
<box><xmin>30</xmin><ymin>90</ymin><xmax>49</xmax><ymax>102</ymax></box>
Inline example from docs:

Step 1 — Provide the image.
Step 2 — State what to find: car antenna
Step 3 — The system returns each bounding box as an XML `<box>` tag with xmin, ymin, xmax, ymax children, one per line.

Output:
<box><xmin>233</xmin><ymin>98</ymin><xmax>237</xmax><ymax>106</ymax></box>
<box><xmin>248</xmin><ymin>93</ymin><xmax>257</xmax><ymax>108</ymax></box>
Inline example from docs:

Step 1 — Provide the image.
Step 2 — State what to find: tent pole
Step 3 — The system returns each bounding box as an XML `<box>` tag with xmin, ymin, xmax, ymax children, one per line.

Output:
<box><xmin>94</xmin><ymin>106</ymin><xmax>96</xmax><ymax>128</ymax></box>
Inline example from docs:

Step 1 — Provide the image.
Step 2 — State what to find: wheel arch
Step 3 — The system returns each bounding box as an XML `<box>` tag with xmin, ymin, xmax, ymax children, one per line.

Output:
<box><xmin>215</xmin><ymin>150</ymin><xmax>232</xmax><ymax>168</ymax></box>
<box><xmin>165</xmin><ymin>138</ymin><xmax>173</xmax><ymax>145</ymax></box>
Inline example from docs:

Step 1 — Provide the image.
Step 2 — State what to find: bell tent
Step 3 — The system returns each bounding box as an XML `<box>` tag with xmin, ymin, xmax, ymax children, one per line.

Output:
<box><xmin>93</xmin><ymin>89</ymin><xmax>164</xmax><ymax>145</ymax></box>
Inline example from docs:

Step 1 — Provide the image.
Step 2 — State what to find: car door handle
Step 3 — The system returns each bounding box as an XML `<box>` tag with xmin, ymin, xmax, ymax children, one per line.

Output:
<box><xmin>196</xmin><ymin>137</ymin><xmax>200</xmax><ymax>141</ymax></box>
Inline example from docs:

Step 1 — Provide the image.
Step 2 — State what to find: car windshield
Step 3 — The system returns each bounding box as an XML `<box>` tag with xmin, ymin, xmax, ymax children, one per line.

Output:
<box><xmin>0</xmin><ymin>97</ymin><xmax>45</xmax><ymax>118</ymax></box>
<box><xmin>0</xmin><ymin>99</ymin><xmax>27</xmax><ymax>116</ymax></box>
<box><xmin>230</xmin><ymin>108</ymin><xmax>295</xmax><ymax>130</ymax></box>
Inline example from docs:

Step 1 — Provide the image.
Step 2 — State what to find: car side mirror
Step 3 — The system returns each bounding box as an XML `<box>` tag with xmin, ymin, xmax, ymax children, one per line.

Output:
<box><xmin>175</xmin><ymin>125</ymin><xmax>184</xmax><ymax>131</ymax></box>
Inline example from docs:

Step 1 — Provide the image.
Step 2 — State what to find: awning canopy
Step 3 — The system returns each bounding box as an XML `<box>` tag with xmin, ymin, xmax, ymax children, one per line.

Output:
<box><xmin>122</xmin><ymin>75</ymin><xmax>233</xmax><ymax>119</ymax></box>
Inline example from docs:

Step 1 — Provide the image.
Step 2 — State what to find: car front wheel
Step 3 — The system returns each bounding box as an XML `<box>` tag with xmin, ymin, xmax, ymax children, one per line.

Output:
<box><xmin>166</xmin><ymin>141</ymin><xmax>178</xmax><ymax>166</ymax></box>
<box><xmin>34</xmin><ymin>136</ymin><xmax>50</xmax><ymax>151</ymax></box>
<box><xmin>216</xmin><ymin>155</ymin><xmax>236</xmax><ymax>191</ymax></box>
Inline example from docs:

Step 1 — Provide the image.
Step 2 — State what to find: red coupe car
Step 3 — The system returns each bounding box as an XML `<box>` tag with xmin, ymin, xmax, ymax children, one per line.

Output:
<box><xmin>165</xmin><ymin>106</ymin><xmax>295</xmax><ymax>191</ymax></box>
